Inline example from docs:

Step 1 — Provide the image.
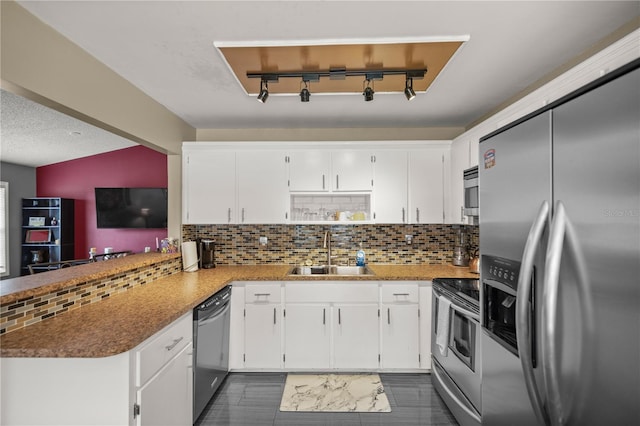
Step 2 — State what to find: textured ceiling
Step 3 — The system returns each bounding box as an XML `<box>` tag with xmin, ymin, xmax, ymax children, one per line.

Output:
<box><xmin>2</xmin><ymin>1</ymin><xmax>639</xmax><ymax>167</ymax></box>
<box><xmin>0</xmin><ymin>90</ymin><xmax>136</xmax><ymax>168</ymax></box>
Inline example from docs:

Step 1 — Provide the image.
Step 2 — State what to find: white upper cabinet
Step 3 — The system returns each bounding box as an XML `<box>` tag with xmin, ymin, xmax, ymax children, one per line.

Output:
<box><xmin>408</xmin><ymin>148</ymin><xmax>448</xmax><ymax>224</ymax></box>
<box><xmin>288</xmin><ymin>150</ymin><xmax>373</xmax><ymax>192</ymax></box>
<box><xmin>237</xmin><ymin>150</ymin><xmax>288</xmax><ymax>224</ymax></box>
<box><xmin>183</xmin><ymin>141</ymin><xmax>453</xmax><ymax>225</ymax></box>
<box><xmin>330</xmin><ymin>151</ymin><xmax>374</xmax><ymax>192</ymax></box>
<box><xmin>372</xmin><ymin>151</ymin><xmax>408</xmax><ymax>223</ymax></box>
<box><xmin>182</xmin><ymin>148</ymin><xmax>236</xmax><ymax>224</ymax></box>
<box><xmin>287</xmin><ymin>150</ymin><xmax>331</xmax><ymax>191</ymax></box>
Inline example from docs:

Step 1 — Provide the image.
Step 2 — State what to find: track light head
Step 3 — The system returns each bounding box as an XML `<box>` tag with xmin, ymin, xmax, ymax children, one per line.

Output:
<box><xmin>257</xmin><ymin>80</ymin><xmax>269</xmax><ymax>103</ymax></box>
<box><xmin>300</xmin><ymin>80</ymin><xmax>310</xmax><ymax>102</ymax></box>
<box><xmin>404</xmin><ymin>77</ymin><xmax>416</xmax><ymax>101</ymax></box>
<box><xmin>363</xmin><ymin>80</ymin><xmax>374</xmax><ymax>102</ymax></box>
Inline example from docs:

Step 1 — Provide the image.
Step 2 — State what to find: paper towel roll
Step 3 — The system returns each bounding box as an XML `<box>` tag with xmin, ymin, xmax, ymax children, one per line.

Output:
<box><xmin>181</xmin><ymin>241</ymin><xmax>199</xmax><ymax>272</ymax></box>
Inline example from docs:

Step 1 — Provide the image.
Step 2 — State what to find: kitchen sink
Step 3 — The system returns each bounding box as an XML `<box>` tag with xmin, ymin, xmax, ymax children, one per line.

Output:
<box><xmin>288</xmin><ymin>265</ymin><xmax>375</xmax><ymax>276</ymax></box>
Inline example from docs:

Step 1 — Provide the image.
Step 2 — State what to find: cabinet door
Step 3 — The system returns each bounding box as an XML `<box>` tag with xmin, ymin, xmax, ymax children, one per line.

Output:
<box><xmin>288</xmin><ymin>151</ymin><xmax>330</xmax><ymax>191</ymax></box>
<box><xmin>244</xmin><ymin>304</ymin><xmax>282</xmax><ymax>368</ymax></box>
<box><xmin>333</xmin><ymin>304</ymin><xmax>379</xmax><ymax>369</ymax></box>
<box><xmin>373</xmin><ymin>151</ymin><xmax>408</xmax><ymax>223</ymax></box>
<box><xmin>419</xmin><ymin>286</ymin><xmax>432</xmax><ymax>370</ymax></box>
<box><xmin>331</xmin><ymin>151</ymin><xmax>373</xmax><ymax>191</ymax></box>
<box><xmin>136</xmin><ymin>344</ymin><xmax>192</xmax><ymax>426</ymax></box>
<box><xmin>284</xmin><ymin>304</ymin><xmax>331</xmax><ymax>369</ymax></box>
<box><xmin>381</xmin><ymin>304</ymin><xmax>420</xmax><ymax>369</ymax></box>
<box><xmin>237</xmin><ymin>151</ymin><xmax>289</xmax><ymax>224</ymax></box>
<box><xmin>408</xmin><ymin>149</ymin><xmax>446</xmax><ymax>224</ymax></box>
<box><xmin>448</xmin><ymin>139</ymin><xmax>470</xmax><ymax>224</ymax></box>
<box><xmin>183</xmin><ymin>150</ymin><xmax>236</xmax><ymax>224</ymax></box>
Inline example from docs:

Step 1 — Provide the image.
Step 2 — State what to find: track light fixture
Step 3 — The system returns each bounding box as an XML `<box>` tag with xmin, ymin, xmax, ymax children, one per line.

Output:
<box><xmin>363</xmin><ymin>79</ymin><xmax>374</xmax><ymax>102</ymax></box>
<box><xmin>404</xmin><ymin>77</ymin><xmax>416</xmax><ymax>101</ymax></box>
<box><xmin>300</xmin><ymin>80</ymin><xmax>310</xmax><ymax>102</ymax></box>
<box><xmin>248</xmin><ymin>67</ymin><xmax>427</xmax><ymax>102</ymax></box>
<box><xmin>257</xmin><ymin>80</ymin><xmax>269</xmax><ymax>103</ymax></box>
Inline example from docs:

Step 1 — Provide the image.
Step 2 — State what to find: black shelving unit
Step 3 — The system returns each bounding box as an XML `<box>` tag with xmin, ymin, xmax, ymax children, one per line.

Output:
<box><xmin>21</xmin><ymin>198</ymin><xmax>75</xmax><ymax>275</ymax></box>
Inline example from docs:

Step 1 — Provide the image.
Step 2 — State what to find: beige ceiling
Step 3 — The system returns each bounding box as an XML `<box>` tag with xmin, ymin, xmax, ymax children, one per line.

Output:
<box><xmin>2</xmin><ymin>1</ymin><xmax>639</xmax><ymax>168</ymax></box>
<box><xmin>219</xmin><ymin>41</ymin><xmax>464</xmax><ymax>95</ymax></box>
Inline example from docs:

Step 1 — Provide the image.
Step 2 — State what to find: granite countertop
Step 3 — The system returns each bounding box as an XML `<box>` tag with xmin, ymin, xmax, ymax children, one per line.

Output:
<box><xmin>0</xmin><ymin>263</ymin><xmax>477</xmax><ymax>359</ymax></box>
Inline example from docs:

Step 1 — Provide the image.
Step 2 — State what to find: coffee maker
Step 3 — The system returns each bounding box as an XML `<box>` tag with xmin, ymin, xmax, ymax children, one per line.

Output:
<box><xmin>198</xmin><ymin>239</ymin><xmax>216</xmax><ymax>269</ymax></box>
<box><xmin>452</xmin><ymin>228</ymin><xmax>470</xmax><ymax>266</ymax></box>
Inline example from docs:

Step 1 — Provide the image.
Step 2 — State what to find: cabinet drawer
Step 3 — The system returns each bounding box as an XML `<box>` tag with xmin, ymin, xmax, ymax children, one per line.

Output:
<box><xmin>381</xmin><ymin>284</ymin><xmax>419</xmax><ymax>303</ymax></box>
<box><xmin>286</xmin><ymin>283</ymin><xmax>378</xmax><ymax>303</ymax></box>
<box><xmin>136</xmin><ymin>312</ymin><xmax>192</xmax><ymax>386</ymax></box>
<box><xmin>245</xmin><ymin>284</ymin><xmax>282</xmax><ymax>303</ymax></box>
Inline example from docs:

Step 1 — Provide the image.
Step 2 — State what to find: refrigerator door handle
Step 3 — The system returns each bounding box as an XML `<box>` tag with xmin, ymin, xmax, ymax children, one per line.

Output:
<box><xmin>516</xmin><ymin>200</ymin><xmax>550</xmax><ymax>426</ymax></box>
<box><xmin>543</xmin><ymin>201</ymin><xmax>595</xmax><ymax>426</ymax></box>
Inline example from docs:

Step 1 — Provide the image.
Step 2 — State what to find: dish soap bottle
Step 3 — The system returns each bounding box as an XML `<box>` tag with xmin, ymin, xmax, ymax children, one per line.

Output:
<box><xmin>356</xmin><ymin>243</ymin><xmax>366</xmax><ymax>267</ymax></box>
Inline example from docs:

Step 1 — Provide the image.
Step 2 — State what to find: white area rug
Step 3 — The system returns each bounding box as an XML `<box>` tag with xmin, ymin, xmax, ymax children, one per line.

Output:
<box><xmin>279</xmin><ymin>373</ymin><xmax>391</xmax><ymax>413</ymax></box>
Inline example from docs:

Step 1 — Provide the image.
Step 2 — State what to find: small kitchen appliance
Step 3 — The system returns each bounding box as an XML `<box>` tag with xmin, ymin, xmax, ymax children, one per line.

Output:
<box><xmin>198</xmin><ymin>239</ymin><xmax>215</xmax><ymax>269</ymax></box>
<box><xmin>452</xmin><ymin>228</ymin><xmax>470</xmax><ymax>266</ymax></box>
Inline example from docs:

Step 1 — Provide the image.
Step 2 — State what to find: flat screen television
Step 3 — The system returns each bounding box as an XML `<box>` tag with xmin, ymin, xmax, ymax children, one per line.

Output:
<box><xmin>95</xmin><ymin>187</ymin><xmax>168</xmax><ymax>229</ymax></box>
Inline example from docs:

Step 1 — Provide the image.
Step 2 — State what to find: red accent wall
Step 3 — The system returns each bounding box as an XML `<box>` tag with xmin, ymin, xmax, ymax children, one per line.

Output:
<box><xmin>37</xmin><ymin>145</ymin><xmax>168</xmax><ymax>258</ymax></box>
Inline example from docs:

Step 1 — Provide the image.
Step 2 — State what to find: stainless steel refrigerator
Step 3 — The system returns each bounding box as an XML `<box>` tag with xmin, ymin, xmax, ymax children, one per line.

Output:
<box><xmin>479</xmin><ymin>60</ymin><xmax>639</xmax><ymax>426</ymax></box>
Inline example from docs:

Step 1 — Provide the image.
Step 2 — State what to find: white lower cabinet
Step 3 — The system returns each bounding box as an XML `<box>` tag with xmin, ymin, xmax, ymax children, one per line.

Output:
<box><xmin>244</xmin><ymin>303</ymin><xmax>283</xmax><ymax>368</ymax></box>
<box><xmin>243</xmin><ymin>283</ymin><xmax>283</xmax><ymax>369</ymax></box>
<box><xmin>133</xmin><ymin>312</ymin><xmax>193</xmax><ymax>426</ymax></box>
<box><xmin>333</xmin><ymin>303</ymin><xmax>379</xmax><ymax>369</ymax></box>
<box><xmin>284</xmin><ymin>303</ymin><xmax>331</xmax><ymax>368</ymax></box>
<box><xmin>234</xmin><ymin>281</ymin><xmax>432</xmax><ymax>373</ymax></box>
<box><xmin>380</xmin><ymin>284</ymin><xmax>421</xmax><ymax>369</ymax></box>
<box><xmin>135</xmin><ymin>343</ymin><xmax>192</xmax><ymax>426</ymax></box>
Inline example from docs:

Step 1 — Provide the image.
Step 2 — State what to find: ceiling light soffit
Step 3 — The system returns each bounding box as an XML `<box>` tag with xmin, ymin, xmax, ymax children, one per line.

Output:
<box><xmin>217</xmin><ymin>40</ymin><xmax>464</xmax><ymax>96</ymax></box>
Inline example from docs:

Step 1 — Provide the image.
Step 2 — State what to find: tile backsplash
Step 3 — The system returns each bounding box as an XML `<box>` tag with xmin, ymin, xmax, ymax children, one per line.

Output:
<box><xmin>183</xmin><ymin>224</ymin><xmax>479</xmax><ymax>266</ymax></box>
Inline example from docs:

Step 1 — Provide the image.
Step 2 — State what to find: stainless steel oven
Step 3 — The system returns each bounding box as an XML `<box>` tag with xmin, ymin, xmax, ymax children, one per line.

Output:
<box><xmin>432</xmin><ymin>278</ymin><xmax>481</xmax><ymax>426</ymax></box>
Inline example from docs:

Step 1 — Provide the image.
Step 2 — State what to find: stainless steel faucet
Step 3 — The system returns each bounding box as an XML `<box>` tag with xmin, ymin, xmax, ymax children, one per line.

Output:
<box><xmin>323</xmin><ymin>230</ymin><xmax>336</xmax><ymax>267</ymax></box>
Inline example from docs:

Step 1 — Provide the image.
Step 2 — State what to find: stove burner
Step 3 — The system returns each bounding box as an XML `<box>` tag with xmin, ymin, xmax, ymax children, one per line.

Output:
<box><xmin>433</xmin><ymin>278</ymin><xmax>480</xmax><ymax>307</ymax></box>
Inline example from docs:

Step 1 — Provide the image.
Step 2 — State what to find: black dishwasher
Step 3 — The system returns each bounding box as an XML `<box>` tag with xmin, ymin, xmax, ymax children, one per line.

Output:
<box><xmin>193</xmin><ymin>285</ymin><xmax>232</xmax><ymax>423</ymax></box>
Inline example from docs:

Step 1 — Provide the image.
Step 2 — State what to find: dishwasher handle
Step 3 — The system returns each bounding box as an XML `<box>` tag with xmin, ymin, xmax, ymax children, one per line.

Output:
<box><xmin>198</xmin><ymin>300</ymin><xmax>230</xmax><ymax>325</ymax></box>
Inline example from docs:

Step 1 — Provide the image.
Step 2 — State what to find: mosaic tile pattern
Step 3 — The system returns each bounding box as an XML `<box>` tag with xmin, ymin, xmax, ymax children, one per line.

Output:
<box><xmin>183</xmin><ymin>224</ymin><xmax>478</xmax><ymax>266</ymax></box>
<box><xmin>0</xmin><ymin>257</ymin><xmax>182</xmax><ymax>335</ymax></box>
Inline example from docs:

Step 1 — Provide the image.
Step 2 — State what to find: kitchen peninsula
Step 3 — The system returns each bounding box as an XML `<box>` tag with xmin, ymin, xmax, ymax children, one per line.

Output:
<box><xmin>1</xmin><ymin>253</ymin><xmax>476</xmax><ymax>425</ymax></box>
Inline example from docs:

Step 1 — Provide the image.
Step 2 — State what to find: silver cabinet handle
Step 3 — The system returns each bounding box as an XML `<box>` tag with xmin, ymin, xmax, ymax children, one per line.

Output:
<box><xmin>402</xmin><ymin>208</ymin><xmax>406</xmax><ymax>223</ymax></box>
<box><xmin>393</xmin><ymin>293</ymin><xmax>410</xmax><ymax>297</ymax></box>
<box><xmin>228</xmin><ymin>208</ymin><xmax>232</xmax><ymax>223</ymax></box>
<box><xmin>273</xmin><ymin>307</ymin><xmax>276</xmax><ymax>324</ymax></box>
<box><xmin>323</xmin><ymin>308</ymin><xmax>326</xmax><ymax>325</ymax></box>
<box><xmin>543</xmin><ymin>201</ymin><xmax>595</xmax><ymax>426</ymax></box>
<box><xmin>516</xmin><ymin>201</ymin><xmax>549</xmax><ymax>426</ymax></box>
<box><xmin>338</xmin><ymin>308</ymin><xmax>341</xmax><ymax>325</ymax></box>
<box><xmin>322</xmin><ymin>175</ymin><xmax>325</xmax><ymax>190</ymax></box>
<box><xmin>165</xmin><ymin>336</ymin><xmax>184</xmax><ymax>351</ymax></box>
<box><xmin>461</xmin><ymin>206</ymin><xmax>465</xmax><ymax>222</ymax></box>
<box><xmin>253</xmin><ymin>293</ymin><xmax>271</xmax><ymax>297</ymax></box>
<box><xmin>387</xmin><ymin>308</ymin><xmax>390</xmax><ymax>325</ymax></box>
<box><xmin>336</xmin><ymin>175</ymin><xmax>339</xmax><ymax>190</ymax></box>
<box><xmin>416</xmin><ymin>208</ymin><xmax>420</xmax><ymax>224</ymax></box>
<box><xmin>241</xmin><ymin>208</ymin><xmax>245</xmax><ymax>223</ymax></box>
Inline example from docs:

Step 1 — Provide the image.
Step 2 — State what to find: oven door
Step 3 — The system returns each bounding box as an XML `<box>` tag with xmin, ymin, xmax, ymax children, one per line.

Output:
<box><xmin>432</xmin><ymin>286</ymin><xmax>482</xmax><ymax>415</ymax></box>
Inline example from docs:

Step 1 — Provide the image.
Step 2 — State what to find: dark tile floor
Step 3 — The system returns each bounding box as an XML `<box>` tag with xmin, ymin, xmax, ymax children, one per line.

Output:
<box><xmin>195</xmin><ymin>373</ymin><xmax>459</xmax><ymax>426</ymax></box>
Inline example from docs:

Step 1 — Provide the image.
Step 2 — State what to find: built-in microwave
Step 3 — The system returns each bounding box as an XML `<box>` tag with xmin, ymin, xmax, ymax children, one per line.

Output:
<box><xmin>463</xmin><ymin>166</ymin><xmax>479</xmax><ymax>222</ymax></box>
